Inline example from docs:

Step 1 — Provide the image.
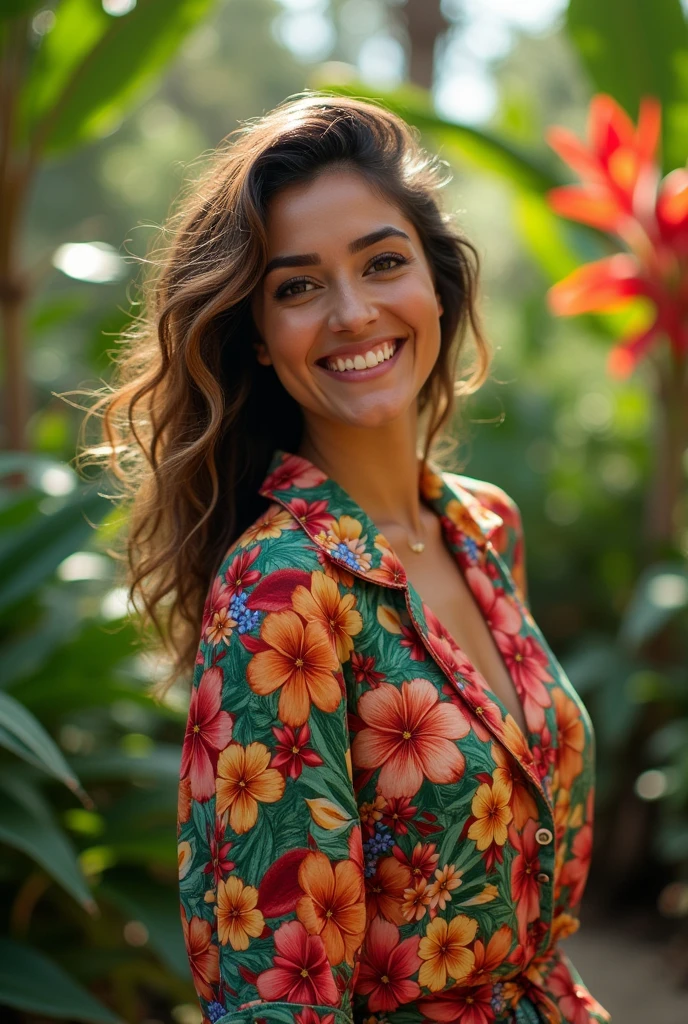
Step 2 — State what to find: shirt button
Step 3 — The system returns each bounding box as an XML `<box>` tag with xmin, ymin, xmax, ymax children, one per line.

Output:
<box><xmin>537</xmin><ymin>872</ymin><xmax>550</xmax><ymax>883</ymax></box>
<box><xmin>535</xmin><ymin>827</ymin><xmax>553</xmax><ymax>845</ymax></box>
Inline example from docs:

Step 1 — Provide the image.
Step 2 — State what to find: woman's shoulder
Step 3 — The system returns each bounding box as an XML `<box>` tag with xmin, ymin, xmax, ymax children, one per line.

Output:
<box><xmin>441</xmin><ymin>470</ymin><xmax>522</xmax><ymax>526</ymax></box>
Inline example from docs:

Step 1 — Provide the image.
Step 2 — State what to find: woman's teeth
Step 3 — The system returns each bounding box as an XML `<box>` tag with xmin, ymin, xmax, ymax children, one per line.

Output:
<box><xmin>325</xmin><ymin>339</ymin><xmax>399</xmax><ymax>373</ymax></box>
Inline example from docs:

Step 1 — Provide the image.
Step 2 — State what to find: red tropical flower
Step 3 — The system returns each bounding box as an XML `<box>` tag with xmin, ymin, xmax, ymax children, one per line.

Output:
<box><xmin>560</xmin><ymin>822</ymin><xmax>593</xmax><ymax>907</ymax></box>
<box><xmin>356</xmin><ymin>917</ymin><xmax>421</xmax><ymax>1012</ymax></box>
<box><xmin>262</xmin><ymin>453</ymin><xmax>328</xmax><ymax>492</ymax></box>
<box><xmin>509</xmin><ymin>819</ymin><xmax>541</xmax><ymax>942</ymax></box>
<box><xmin>393</xmin><ymin>840</ymin><xmax>440</xmax><ymax>883</ymax></box>
<box><xmin>180</xmin><ymin>666</ymin><xmax>234</xmax><ymax>802</ymax></box>
<box><xmin>545</xmin><ymin>94</ymin><xmax>688</xmax><ymax>375</ymax></box>
<box><xmin>495</xmin><ymin>632</ymin><xmax>552</xmax><ymax>732</ymax></box>
<box><xmin>286</xmin><ymin>496</ymin><xmax>336</xmax><ymax>535</ymax></box>
<box><xmin>202</xmin><ymin>814</ymin><xmax>235</xmax><ymax>885</ymax></box>
<box><xmin>352</xmin><ymin>678</ymin><xmax>469</xmax><ymax>798</ymax></box>
<box><xmin>224</xmin><ymin>546</ymin><xmax>262</xmax><ymax>597</ymax></box>
<box><xmin>351</xmin><ymin>651</ymin><xmax>386</xmax><ymax>687</ymax></box>
<box><xmin>419</xmin><ymin>983</ymin><xmax>497</xmax><ymax>1024</ymax></box>
<box><xmin>271</xmin><ymin>722</ymin><xmax>324</xmax><ymax>779</ymax></box>
<box><xmin>255</xmin><ymin>920</ymin><xmax>338</xmax><ymax>1005</ymax></box>
<box><xmin>381</xmin><ymin>796</ymin><xmax>417</xmax><ymax>834</ymax></box>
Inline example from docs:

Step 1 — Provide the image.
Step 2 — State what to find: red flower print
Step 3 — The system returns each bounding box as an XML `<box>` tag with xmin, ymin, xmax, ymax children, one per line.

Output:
<box><xmin>399</xmin><ymin>622</ymin><xmax>426</xmax><ymax>661</ymax></box>
<box><xmin>509</xmin><ymin>819</ymin><xmax>541</xmax><ymax>942</ymax></box>
<box><xmin>496</xmin><ymin>632</ymin><xmax>552</xmax><ymax>731</ymax></box>
<box><xmin>271</xmin><ymin>723</ymin><xmax>324</xmax><ymax>779</ymax></box>
<box><xmin>464</xmin><ymin>566</ymin><xmax>522</xmax><ymax>635</ymax></box>
<box><xmin>351</xmin><ymin>651</ymin><xmax>386</xmax><ymax>688</ymax></box>
<box><xmin>356</xmin><ymin>917</ymin><xmax>421</xmax><ymax>1012</ymax></box>
<box><xmin>203</xmin><ymin>814</ymin><xmax>235</xmax><ymax>885</ymax></box>
<box><xmin>295</xmin><ymin>1010</ymin><xmax>335</xmax><ymax>1024</ymax></box>
<box><xmin>180</xmin><ymin>666</ymin><xmax>234</xmax><ymax>802</ymax></box>
<box><xmin>262</xmin><ymin>453</ymin><xmax>327</xmax><ymax>492</ymax></box>
<box><xmin>419</xmin><ymin>983</ymin><xmax>497</xmax><ymax>1024</ymax></box>
<box><xmin>352</xmin><ymin>678</ymin><xmax>469</xmax><ymax>798</ymax></box>
<box><xmin>393</xmin><ymin>840</ymin><xmax>440</xmax><ymax>883</ymax></box>
<box><xmin>287</xmin><ymin>497</ymin><xmax>336</xmax><ymax>535</ymax></box>
<box><xmin>255</xmin><ymin>920</ymin><xmax>338</xmax><ymax>1005</ymax></box>
<box><xmin>531</xmin><ymin>725</ymin><xmax>557</xmax><ymax>781</ymax></box>
<box><xmin>560</xmin><ymin>823</ymin><xmax>593</xmax><ymax>907</ymax></box>
<box><xmin>224</xmin><ymin>546</ymin><xmax>262</xmax><ymax>598</ymax></box>
<box><xmin>180</xmin><ymin>908</ymin><xmax>220</xmax><ymax>1001</ymax></box>
<box><xmin>381</xmin><ymin>796</ymin><xmax>417</xmax><ymax>834</ymax></box>
<box><xmin>547</xmin><ymin>961</ymin><xmax>608</xmax><ymax>1024</ymax></box>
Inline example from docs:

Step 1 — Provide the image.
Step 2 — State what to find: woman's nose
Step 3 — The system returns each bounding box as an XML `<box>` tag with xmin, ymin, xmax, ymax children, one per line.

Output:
<box><xmin>327</xmin><ymin>281</ymin><xmax>379</xmax><ymax>334</ymax></box>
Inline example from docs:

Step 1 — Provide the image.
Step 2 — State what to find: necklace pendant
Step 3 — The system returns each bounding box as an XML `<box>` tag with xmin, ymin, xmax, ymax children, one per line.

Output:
<box><xmin>408</xmin><ymin>540</ymin><xmax>425</xmax><ymax>554</ymax></box>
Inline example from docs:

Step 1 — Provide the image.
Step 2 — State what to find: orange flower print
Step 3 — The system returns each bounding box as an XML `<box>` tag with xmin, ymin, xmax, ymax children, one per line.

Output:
<box><xmin>180</xmin><ymin>908</ymin><xmax>219</xmax><ymax>1001</ymax></box>
<box><xmin>201</xmin><ymin>575</ymin><xmax>235</xmax><ymax>645</ymax></box>
<box><xmin>291</xmin><ymin>571</ymin><xmax>363</xmax><ymax>663</ymax></box>
<box><xmin>352</xmin><ymin>678</ymin><xmax>469</xmax><ymax>798</ymax></box>
<box><xmin>216</xmin><ymin>876</ymin><xmax>264</xmax><ymax>950</ymax></box>
<box><xmin>553</xmin><ymin>689</ymin><xmax>585</xmax><ymax>789</ymax></box>
<box><xmin>296</xmin><ymin>851</ymin><xmax>366</xmax><ymax>965</ymax></box>
<box><xmin>365</xmin><ymin>855</ymin><xmax>409</xmax><ymax>924</ymax></box>
<box><xmin>318</xmin><ymin>515</ymin><xmax>372</xmax><ymax>573</ymax></box>
<box><xmin>246</xmin><ymin>609</ymin><xmax>341</xmax><ymax>727</ymax></box>
<box><xmin>401</xmin><ymin>879</ymin><xmax>431</xmax><ymax>922</ymax></box>
<box><xmin>216</xmin><ymin>742</ymin><xmax>285</xmax><ymax>834</ymax></box>
<box><xmin>426</xmin><ymin>863</ymin><xmax>463</xmax><ymax>910</ymax></box>
<box><xmin>240</xmin><ymin>504</ymin><xmax>295</xmax><ymax>545</ymax></box>
<box><xmin>467</xmin><ymin>775</ymin><xmax>513</xmax><ymax>850</ymax></box>
<box><xmin>491</xmin><ymin>743</ymin><xmax>539</xmax><ymax>830</ymax></box>
<box><xmin>466</xmin><ymin>923</ymin><xmax>512</xmax><ymax>985</ymax></box>
<box><xmin>418</xmin><ymin>913</ymin><xmax>478</xmax><ymax>991</ymax></box>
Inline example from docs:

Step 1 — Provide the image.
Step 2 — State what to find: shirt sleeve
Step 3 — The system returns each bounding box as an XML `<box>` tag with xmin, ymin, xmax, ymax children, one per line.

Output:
<box><xmin>177</xmin><ymin>549</ymin><xmax>366</xmax><ymax>1024</ymax></box>
<box><xmin>462</xmin><ymin>479</ymin><xmax>530</xmax><ymax>608</ymax></box>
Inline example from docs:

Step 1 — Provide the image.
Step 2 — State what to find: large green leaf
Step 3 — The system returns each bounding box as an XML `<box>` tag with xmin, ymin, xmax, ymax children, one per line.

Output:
<box><xmin>0</xmin><ymin>776</ymin><xmax>95</xmax><ymax>911</ymax></box>
<box><xmin>314</xmin><ymin>81</ymin><xmax>564</xmax><ymax>193</ymax></box>
<box><xmin>0</xmin><ymin>689</ymin><xmax>90</xmax><ymax>803</ymax></box>
<box><xmin>22</xmin><ymin>0</ymin><xmax>217</xmax><ymax>154</ymax></box>
<box><xmin>0</xmin><ymin>483</ymin><xmax>110</xmax><ymax>614</ymax></box>
<box><xmin>618</xmin><ymin>562</ymin><xmax>688</xmax><ymax>651</ymax></box>
<box><xmin>567</xmin><ymin>0</ymin><xmax>688</xmax><ymax>171</ymax></box>
<box><xmin>99</xmin><ymin>871</ymin><xmax>190</xmax><ymax>978</ymax></box>
<box><xmin>0</xmin><ymin>936</ymin><xmax>121</xmax><ymax>1023</ymax></box>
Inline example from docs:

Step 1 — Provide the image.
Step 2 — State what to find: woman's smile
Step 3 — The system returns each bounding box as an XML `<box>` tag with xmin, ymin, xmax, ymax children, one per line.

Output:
<box><xmin>315</xmin><ymin>335</ymin><xmax>409</xmax><ymax>383</ymax></box>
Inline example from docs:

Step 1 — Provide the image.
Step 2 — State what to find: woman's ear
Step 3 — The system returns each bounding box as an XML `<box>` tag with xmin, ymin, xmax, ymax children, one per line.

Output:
<box><xmin>436</xmin><ymin>290</ymin><xmax>444</xmax><ymax>317</ymax></box>
<box><xmin>254</xmin><ymin>340</ymin><xmax>272</xmax><ymax>367</ymax></box>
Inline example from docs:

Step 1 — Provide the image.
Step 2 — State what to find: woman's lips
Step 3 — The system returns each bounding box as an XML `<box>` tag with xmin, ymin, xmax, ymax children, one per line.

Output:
<box><xmin>316</xmin><ymin>337</ymin><xmax>407</xmax><ymax>383</ymax></box>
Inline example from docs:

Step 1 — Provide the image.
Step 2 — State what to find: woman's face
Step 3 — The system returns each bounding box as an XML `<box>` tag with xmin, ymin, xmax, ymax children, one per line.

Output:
<box><xmin>250</xmin><ymin>166</ymin><xmax>444</xmax><ymax>432</ymax></box>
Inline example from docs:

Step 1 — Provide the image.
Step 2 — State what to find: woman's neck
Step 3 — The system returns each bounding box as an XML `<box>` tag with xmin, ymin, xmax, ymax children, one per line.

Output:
<box><xmin>297</xmin><ymin>409</ymin><xmax>426</xmax><ymax>536</ymax></box>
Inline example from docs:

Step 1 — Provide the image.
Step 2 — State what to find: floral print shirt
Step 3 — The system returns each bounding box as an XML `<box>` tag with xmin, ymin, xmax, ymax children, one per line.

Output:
<box><xmin>178</xmin><ymin>448</ymin><xmax>611</xmax><ymax>1024</ymax></box>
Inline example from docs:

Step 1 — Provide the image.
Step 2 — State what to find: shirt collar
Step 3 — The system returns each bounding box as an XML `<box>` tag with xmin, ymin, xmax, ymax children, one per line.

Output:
<box><xmin>258</xmin><ymin>448</ymin><xmax>503</xmax><ymax>587</ymax></box>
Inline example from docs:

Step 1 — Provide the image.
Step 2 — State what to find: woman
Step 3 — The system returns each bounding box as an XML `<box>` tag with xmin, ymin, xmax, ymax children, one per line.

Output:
<box><xmin>91</xmin><ymin>94</ymin><xmax>610</xmax><ymax>1024</ymax></box>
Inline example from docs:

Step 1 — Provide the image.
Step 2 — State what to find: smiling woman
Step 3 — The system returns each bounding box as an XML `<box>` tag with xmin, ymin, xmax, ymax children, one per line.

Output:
<box><xmin>79</xmin><ymin>93</ymin><xmax>610</xmax><ymax>1024</ymax></box>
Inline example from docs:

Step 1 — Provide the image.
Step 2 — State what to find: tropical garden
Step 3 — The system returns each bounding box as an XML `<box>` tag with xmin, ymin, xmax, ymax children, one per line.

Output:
<box><xmin>0</xmin><ymin>1</ymin><xmax>686</xmax><ymax>1021</ymax></box>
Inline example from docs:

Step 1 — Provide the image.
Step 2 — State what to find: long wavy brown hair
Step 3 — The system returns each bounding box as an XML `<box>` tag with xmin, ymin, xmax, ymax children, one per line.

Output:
<box><xmin>77</xmin><ymin>92</ymin><xmax>492</xmax><ymax>695</ymax></box>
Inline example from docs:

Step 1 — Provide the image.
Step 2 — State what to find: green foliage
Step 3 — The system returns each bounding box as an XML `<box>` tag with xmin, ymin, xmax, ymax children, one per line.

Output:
<box><xmin>567</xmin><ymin>0</ymin><xmax>688</xmax><ymax>171</ymax></box>
<box><xmin>21</xmin><ymin>0</ymin><xmax>218</xmax><ymax>153</ymax></box>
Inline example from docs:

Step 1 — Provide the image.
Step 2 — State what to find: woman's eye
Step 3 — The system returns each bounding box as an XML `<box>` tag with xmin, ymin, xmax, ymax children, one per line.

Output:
<box><xmin>275</xmin><ymin>278</ymin><xmax>316</xmax><ymax>299</ymax></box>
<box><xmin>368</xmin><ymin>253</ymin><xmax>407</xmax><ymax>273</ymax></box>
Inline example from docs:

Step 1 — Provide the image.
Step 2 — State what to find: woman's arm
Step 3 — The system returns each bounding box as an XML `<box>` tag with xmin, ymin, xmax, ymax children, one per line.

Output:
<box><xmin>178</xmin><ymin>552</ymin><xmax>366</xmax><ymax>1024</ymax></box>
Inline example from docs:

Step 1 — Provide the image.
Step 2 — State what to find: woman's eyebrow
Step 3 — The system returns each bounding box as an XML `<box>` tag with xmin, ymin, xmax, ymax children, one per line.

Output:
<box><xmin>262</xmin><ymin>226</ymin><xmax>411</xmax><ymax>277</ymax></box>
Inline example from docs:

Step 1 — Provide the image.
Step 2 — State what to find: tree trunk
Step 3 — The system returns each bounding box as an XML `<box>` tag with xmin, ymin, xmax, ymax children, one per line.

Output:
<box><xmin>400</xmin><ymin>0</ymin><xmax>448</xmax><ymax>90</ymax></box>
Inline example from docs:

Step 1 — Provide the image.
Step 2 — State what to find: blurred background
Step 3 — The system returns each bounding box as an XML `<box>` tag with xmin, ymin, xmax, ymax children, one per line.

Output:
<box><xmin>1</xmin><ymin>1</ymin><xmax>687</xmax><ymax>1022</ymax></box>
